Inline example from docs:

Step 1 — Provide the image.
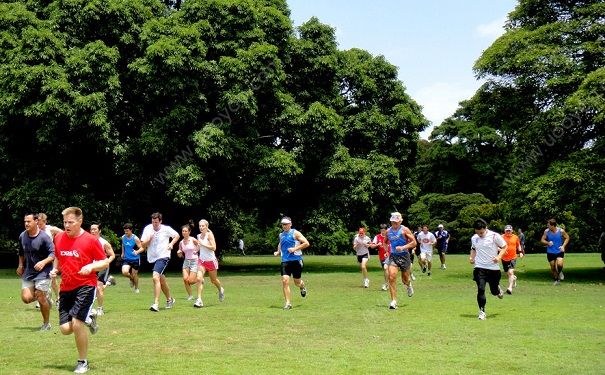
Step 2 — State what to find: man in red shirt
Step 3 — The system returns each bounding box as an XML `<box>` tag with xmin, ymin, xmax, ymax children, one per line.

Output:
<box><xmin>50</xmin><ymin>207</ymin><xmax>109</xmax><ymax>374</ymax></box>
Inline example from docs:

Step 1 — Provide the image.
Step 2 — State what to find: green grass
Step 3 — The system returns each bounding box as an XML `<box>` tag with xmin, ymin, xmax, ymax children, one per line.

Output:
<box><xmin>1</xmin><ymin>254</ymin><xmax>604</xmax><ymax>374</ymax></box>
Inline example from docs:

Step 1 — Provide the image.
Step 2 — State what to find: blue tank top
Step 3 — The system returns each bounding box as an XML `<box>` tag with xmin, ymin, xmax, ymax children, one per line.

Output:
<box><xmin>545</xmin><ymin>228</ymin><xmax>563</xmax><ymax>254</ymax></box>
<box><xmin>280</xmin><ymin>229</ymin><xmax>302</xmax><ymax>262</ymax></box>
<box><xmin>387</xmin><ymin>226</ymin><xmax>408</xmax><ymax>255</ymax></box>
<box><xmin>122</xmin><ymin>234</ymin><xmax>140</xmax><ymax>260</ymax></box>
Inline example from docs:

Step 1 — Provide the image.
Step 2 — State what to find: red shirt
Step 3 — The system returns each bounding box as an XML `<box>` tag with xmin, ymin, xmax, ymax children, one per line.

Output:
<box><xmin>374</xmin><ymin>234</ymin><xmax>390</xmax><ymax>261</ymax></box>
<box><xmin>54</xmin><ymin>230</ymin><xmax>106</xmax><ymax>292</ymax></box>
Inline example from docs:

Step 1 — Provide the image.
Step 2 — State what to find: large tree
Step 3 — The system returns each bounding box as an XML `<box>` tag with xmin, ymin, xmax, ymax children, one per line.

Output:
<box><xmin>0</xmin><ymin>0</ymin><xmax>425</xmax><ymax>255</ymax></box>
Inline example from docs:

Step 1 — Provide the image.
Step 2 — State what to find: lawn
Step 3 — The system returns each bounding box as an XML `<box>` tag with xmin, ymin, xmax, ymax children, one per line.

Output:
<box><xmin>0</xmin><ymin>254</ymin><xmax>603</xmax><ymax>374</ymax></box>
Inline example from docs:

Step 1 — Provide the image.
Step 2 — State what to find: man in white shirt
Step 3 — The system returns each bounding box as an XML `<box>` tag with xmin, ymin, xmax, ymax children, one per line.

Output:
<box><xmin>140</xmin><ymin>212</ymin><xmax>180</xmax><ymax>312</ymax></box>
<box><xmin>469</xmin><ymin>218</ymin><xmax>507</xmax><ymax>321</ymax></box>
<box><xmin>417</xmin><ymin>225</ymin><xmax>436</xmax><ymax>276</ymax></box>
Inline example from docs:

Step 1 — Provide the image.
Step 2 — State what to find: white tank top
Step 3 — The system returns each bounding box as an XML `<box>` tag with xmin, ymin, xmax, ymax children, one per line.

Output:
<box><xmin>197</xmin><ymin>232</ymin><xmax>216</xmax><ymax>262</ymax></box>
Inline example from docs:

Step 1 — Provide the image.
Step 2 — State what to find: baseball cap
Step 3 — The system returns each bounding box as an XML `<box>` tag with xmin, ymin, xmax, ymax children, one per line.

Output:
<box><xmin>280</xmin><ymin>217</ymin><xmax>292</xmax><ymax>224</ymax></box>
<box><xmin>505</xmin><ymin>225</ymin><xmax>513</xmax><ymax>231</ymax></box>
<box><xmin>438</xmin><ymin>224</ymin><xmax>444</xmax><ymax>229</ymax></box>
<box><xmin>389</xmin><ymin>212</ymin><xmax>402</xmax><ymax>223</ymax></box>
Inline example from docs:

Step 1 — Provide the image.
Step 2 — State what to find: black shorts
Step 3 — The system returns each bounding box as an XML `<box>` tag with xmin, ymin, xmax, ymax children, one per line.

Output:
<box><xmin>357</xmin><ymin>253</ymin><xmax>369</xmax><ymax>263</ymax></box>
<box><xmin>547</xmin><ymin>252</ymin><xmax>564</xmax><ymax>262</ymax></box>
<box><xmin>122</xmin><ymin>259</ymin><xmax>140</xmax><ymax>271</ymax></box>
<box><xmin>281</xmin><ymin>260</ymin><xmax>303</xmax><ymax>279</ymax></box>
<box><xmin>502</xmin><ymin>259</ymin><xmax>516</xmax><ymax>272</ymax></box>
<box><xmin>386</xmin><ymin>252</ymin><xmax>412</xmax><ymax>271</ymax></box>
<box><xmin>437</xmin><ymin>246</ymin><xmax>448</xmax><ymax>254</ymax></box>
<box><xmin>59</xmin><ymin>285</ymin><xmax>96</xmax><ymax>325</ymax></box>
<box><xmin>97</xmin><ymin>268</ymin><xmax>109</xmax><ymax>283</ymax></box>
<box><xmin>473</xmin><ymin>268</ymin><xmax>502</xmax><ymax>295</ymax></box>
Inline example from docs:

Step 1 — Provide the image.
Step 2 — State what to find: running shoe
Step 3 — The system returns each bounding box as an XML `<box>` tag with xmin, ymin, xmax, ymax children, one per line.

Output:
<box><xmin>86</xmin><ymin>312</ymin><xmax>98</xmax><ymax>334</ymax></box>
<box><xmin>497</xmin><ymin>286</ymin><xmax>504</xmax><ymax>299</ymax></box>
<box><xmin>558</xmin><ymin>271</ymin><xmax>564</xmax><ymax>281</ymax></box>
<box><xmin>407</xmin><ymin>285</ymin><xmax>414</xmax><ymax>297</ymax></box>
<box><xmin>389</xmin><ymin>300</ymin><xmax>397</xmax><ymax>310</ymax></box>
<box><xmin>73</xmin><ymin>360</ymin><xmax>89</xmax><ymax>374</ymax></box>
<box><xmin>218</xmin><ymin>288</ymin><xmax>225</xmax><ymax>302</ymax></box>
<box><xmin>149</xmin><ymin>303</ymin><xmax>159</xmax><ymax>312</ymax></box>
<box><xmin>193</xmin><ymin>298</ymin><xmax>203</xmax><ymax>308</ymax></box>
<box><xmin>166</xmin><ymin>297</ymin><xmax>175</xmax><ymax>309</ymax></box>
<box><xmin>39</xmin><ymin>322</ymin><xmax>51</xmax><ymax>331</ymax></box>
<box><xmin>300</xmin><ymin>286</ymin><xmax>307</xmax><ymax>297</ymax></box>
<box><xmin>283</xmin><ymin>303</ymin><xmax>292</xmax><ymax>310</ymax></box>
<box><xmin>478</xmin><ymin>310</ymin><xmax>486</xmax><ymax>320</ymax></box>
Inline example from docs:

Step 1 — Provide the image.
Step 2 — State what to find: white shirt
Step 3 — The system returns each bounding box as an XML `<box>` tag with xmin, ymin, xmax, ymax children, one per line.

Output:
<box><xmin>141</xmin><ymin>224</ymin><xmax>178</xmax><ymax>263</ymax></box>
<box><xmin>471</xmin><ymin>229</ymin><xmax>506</xmax><ymax>270</ymax></box>
<box><xmin>98</xmin><ymin>237</ymin><xmax>111</xmax><ymax>257</ymax></box>
<box><xmin>417</xmin><ymin>231</ymin><xmax>436</xmax><ymax>253</ymax></box>
<box><xmin>353</xmin><ymin>235</ymin><xmax>371</xmax><ymax>256</ymax></box>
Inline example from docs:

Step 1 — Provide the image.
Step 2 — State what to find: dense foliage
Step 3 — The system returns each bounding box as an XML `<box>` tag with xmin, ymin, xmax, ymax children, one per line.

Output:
<box><xmin>0</xmin><ymin>0</ymin><xmax>425</xmax><ymax>256</ymax></box>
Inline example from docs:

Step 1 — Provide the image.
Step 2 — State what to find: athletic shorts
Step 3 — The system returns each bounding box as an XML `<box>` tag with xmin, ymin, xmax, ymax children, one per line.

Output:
<box><xmin>22</xmin><ymin>278</ymin><xmax>51</xmax><ymax>292</ymax></box>
<box><xmin>182</xmin><ymin>258</ymin><xmax>199</xmax><ymax>272</ymax></box>
<box><xmin>281</xmin><ymin>260</ymin><xmax>303</xmax><ymax>279</ymax></box>
<box><xmin>379</xmin><ymin>258</ymin><xmax>387</xmax><ymax>269</ymax></box>
<box><xmin>357</xmin><ymin>253</ymin><xmax>369</xmax><ymax>263</ymax></box>
<box><xmin>198</xmin><ymin>259</ymin><xmax>218</xmax><ymax>272</ymax></box>
<box><xmin>420</xmin><ymin>251</ymin><xmax>433</xmax><ymax>262</ymax></box>
<box><xmin>473</xmin><ymin>268</ymin><xmax>502</xmax><ymax>295</ymax></box>
<box><xmin>152</xmin><ymin>257</ymin><xmax>170</xmax><ymax>275</ymax></box>
<box><xmin>386</xmin><ymin>252</ymin><xmax>411</xmax><ymax>271</ymax></box>
<box><xmin>547</xmin><ymin>252</ymin><xmax>564</xmax><ymax>262</ymax></box>
<box><xmin>59</xmin><ymin>285</ymin><xmax>96</xmax><ymax>325</ymax></box>
<box><xmin>437</xmin><ymin>246</ymin><xmax>448</xmax><ymax>254</ymax></box>
<box><xmin>502</xmin><ymin>259</ymin><xmax>516</xmax><ymax>272</ymax></box>
<box><xmin>97</xmin><ymin>268</ymin><xmax>109</xmax><ymax>284</ymax></box>
<box><xmin>122</xmin><ymin>259</ymin><xmax>140</xmax><ymax>271</ymax></box>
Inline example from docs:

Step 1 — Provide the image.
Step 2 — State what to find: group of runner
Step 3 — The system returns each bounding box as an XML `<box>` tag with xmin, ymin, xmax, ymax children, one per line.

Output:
<box><xmin>17</xmin><ymin>207</ymin><xmax>571</xmax><ymax>372</ymax></box>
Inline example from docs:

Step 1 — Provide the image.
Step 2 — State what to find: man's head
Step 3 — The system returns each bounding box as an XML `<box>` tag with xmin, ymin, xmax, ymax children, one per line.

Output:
<box><xmin>280</xmin><ymin>216</ymin><xmax>292</xmax><ymax>231</ymax></box>
<box><xmin>358</xmin><ymin>227</ymin><xmax>366</xmax><ymax>236</ymax></box>
<box><xmin>438</xmin><ymin>224</ymin><xmax>444</xmax><ymax>230</ymax></box>
<box><xmin>62</xmin><ymin>207</ymin><xmax>83</xmax><ymax>237</ymax></box>
<box><xmin>504</xmin><ymin>224</ymin><xmax>513</xmax><ymax>234</ymax></box>
<box><xmin>379</xmin><ymin>223</ymin><xmax>388</xmax><ymax>234</ymax></box>
<box><xmin>473</xmin><ymin>218</ymin><xmax>488</xmax><ymax>237</ymax></box>
<box><xmin>90</xmin><ymin>222</ymin><xmax>102</xmax><ymax>237</ymax></box>
<box><xmin>151</xmin><ymin>212</ymin><xmax>162</xmax><ymax>230</ymax></box>
<box><xmin>422</xmin><ymin>225</ymin><xmax>429</xmax><ymax>233</ymax></box>
<box><xmin>123</xmin><ymin>223</ymin><xmax>133</xmax><ymax>235</ymax></box>
<box><xmin>37</xmin><ymin>213</ymin><xmax>48</xmax><ymax>228</ymax></box>
<box><xmin>24</xmin><ymin>213</ymin><xmax>39</xmax><ymax>234</ymax></box>
<box><xmin>547</xmin><ymin>218</ymin><xmax>557</xmax><ymax>230</ymax></box>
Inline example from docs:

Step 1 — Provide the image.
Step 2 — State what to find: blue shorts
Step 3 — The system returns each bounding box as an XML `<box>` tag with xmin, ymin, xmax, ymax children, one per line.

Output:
<box><xmin>152</xmin><ymin>257</ymin><xmax>170</xmax><ymax>275</ymax></box>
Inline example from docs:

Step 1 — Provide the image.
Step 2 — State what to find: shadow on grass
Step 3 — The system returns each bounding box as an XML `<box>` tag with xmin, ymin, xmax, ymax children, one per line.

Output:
<box><xmin>44</xmin><ymin>364</ymin><xmax>78</xmax><ymax>372</ymax></box>
<box><xmin>516</xmin><ymin>266</ymin><xmax>605</xmax><ymax>284</ymax></box>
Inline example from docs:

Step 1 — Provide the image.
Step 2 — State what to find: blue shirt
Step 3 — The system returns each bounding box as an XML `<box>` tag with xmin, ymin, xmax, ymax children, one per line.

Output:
<box><xmin>545</xmin><ymin>228</ymin><xmax>563</xmax><ymax>254</ymax></box>
<box><xmin>435</xmin><ymin>230</ymin><xmax>449</xmax><ymax>250</ymax></box>
<box><xmin>122</xmin><ymin>234</ymin><xmax>140</xmax><ymax>261</ymax></box>
<box><xmin>387</xmin><ymin>226</ymin><xmax>408</xmax><ymax>255</ymax></box>
<box><xmin>18</xmin><ymin>230</ymin><xmax>54</xmax><ymax>281</ymax></box>
<box><xmin>279</xmin><ymin>229</ymin><xmax>303</xmax><ymax>262</ymax></box>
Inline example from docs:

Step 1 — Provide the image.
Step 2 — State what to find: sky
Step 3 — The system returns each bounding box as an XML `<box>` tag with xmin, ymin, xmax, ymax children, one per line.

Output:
<box><xmin>287</xmin><ymin>0</ymin><xmax>518</xmax><ymax>138</ymax></box>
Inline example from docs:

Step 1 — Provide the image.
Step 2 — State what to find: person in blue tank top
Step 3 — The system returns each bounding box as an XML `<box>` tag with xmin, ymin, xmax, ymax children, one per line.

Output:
<box><xmin>120</xmin><ymin>223</ymin><xmax>143</xmax><ymax>293</ymax></box>
<box><xmin>273</xmin><ymin>216</ymin><xmax>310</xmax><ymax>310</ymax></box>
<box><xmin>540</xmin><ymin>218</ymin><xmax>570</xmax><ymax>285</ymax></box>
<box><xmin>384</xmin><ymin>212</ymin><xmax>417</xmax><ymax>310</ymax></box>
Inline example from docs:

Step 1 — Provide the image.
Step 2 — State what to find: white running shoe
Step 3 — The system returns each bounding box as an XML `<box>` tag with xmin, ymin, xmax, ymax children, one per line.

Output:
<box><xmin>363</xmin><ymin>279</ymin><xmax>369</xmax><ymax>288</ymax></box>
<box><xmin>219</xmin><ymin>288</ymin><xmax>225</xmax><ymax>302</ymax></box>
<box><xmin>407</xmin><ymin>285</ymin><xmax>414</xmax><ymax>297</ymax></box>
<box><xmin>39</xmin><ymin>322</ymin><xmax>51</xmax><ymax>331</ymax></box>
<box><xmin>553</xmin><ymin>280</ymin><xmax>560</xmax><ymax>286</ymax></box>
<box><xmin>558</xmin><ymin>271</ymin><xmax>564</xmax><ymax>281</ymax></box>
<box><xmin>149</xmin><ymin>303</ymin><xmax>159</xmax><ymax>312</ymax></box>
<box><xmin>193</xmin><ymin>298</ymin><xmax>203</xmax><ymax>308</ymax></box>
<box><xmin>389</xmin><ymin>300</ymin><xmax>397</xmax><ymax>309</ymax></box>
<box><xmin>497</xmin><ymin>286</ymin><xmax>504</xmax><ymax>299</ymax></box>
<box><xmin>134</xmin><ymin>288</ymin><xmax>140</xmax><ymax>294</ymax></box>
<box><xmin>96</xmin><ymin>307</ymin><xmax>104</xmax><ymax>316</ymax></box>
<box><xmin>478</xmin><ymin>310</ymin><xmax>486</xmax><ymax>320</ymax></box>
<box><xmin>166</xmin><ymin>297</ymin><xmax>175</xmax><ymax>309</ymax></box>
<box><xmin>513</xmin><ymin>275</ymin><xmax>517</xmax><ymax>288</ymax></box>
<box><xmin>283</xmin><ymin>303</ymin><xmax>292</xmax><ymax>310</ymax></box>
<box><xmin>381</xmin><ymin>283</ymin><xmax>388</xmax><ymax>291</ymax></box>
<box><xmin>186</xmin><ymin>295</ymin><xmax>194</xmax><ymax>301</ymax></box>
<box><xmin>411</xmin><ymin>273</ymin><xmax>416</xmax><ymax>281</ymax></box>
<box><xmin>73</xmin><ymin>360</ymin><xmax>89</xmax><ymax>374</ymax></box>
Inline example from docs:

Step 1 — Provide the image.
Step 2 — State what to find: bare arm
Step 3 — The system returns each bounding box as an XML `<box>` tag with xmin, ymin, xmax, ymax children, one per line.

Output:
<box><xmin>541</xmin><ymin>230</ymin><xmax>550</xmax><ymax>246</ymax></box>
<box><xmin>290</xmin><ymin>231</ymin><xmax>310</xmax><ymax>253</ymax></box>
<box><xmin>104</xmin><ymin>242</ymin><xmax>116</xmax><ymax>264</ymax></box>
<box><xmin>561</xmin><ymin>229</ymin><xmax>570</xmax><ymax>251</ymax></box>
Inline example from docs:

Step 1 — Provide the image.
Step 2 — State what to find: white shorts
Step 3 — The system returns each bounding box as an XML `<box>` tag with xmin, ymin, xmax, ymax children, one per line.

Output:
<box><xmin>420</xmin><ymin>251</ymin><xmax>433</xmax><ymax>262</ymax></box>
<box><xmin>22</xmin><ymin>279</ymin><xmax>51</xmax><ymax>292</ymax></box>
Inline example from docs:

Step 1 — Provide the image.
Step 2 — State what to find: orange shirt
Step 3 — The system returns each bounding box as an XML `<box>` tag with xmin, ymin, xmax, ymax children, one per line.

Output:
<box><xmin>501</xmin><ymin>233</ymin><xmax>520</xmax><ymax>261</ymax></box>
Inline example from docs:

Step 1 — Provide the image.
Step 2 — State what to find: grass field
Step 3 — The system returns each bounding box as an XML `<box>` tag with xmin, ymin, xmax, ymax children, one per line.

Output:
<box><xmin>1</xmin><ymin>254</ymin><xmax>604</xmax><ymax>374</ymax></box>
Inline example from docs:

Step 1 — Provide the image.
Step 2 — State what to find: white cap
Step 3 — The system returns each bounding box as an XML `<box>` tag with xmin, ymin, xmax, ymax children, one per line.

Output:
<box><xmin>280</xmin><ymin>217</ymin><xmax>292</xmax><ymax>224</ymax></box>
<box><xmin>438</xmin><ymin>224</ymin><xmax>444</xmax><ymax>229</ymax></box>
<box><xmin>389</xmin><ymin>212</ymin><xmax>402</xmax><ymax>223</ymax></box>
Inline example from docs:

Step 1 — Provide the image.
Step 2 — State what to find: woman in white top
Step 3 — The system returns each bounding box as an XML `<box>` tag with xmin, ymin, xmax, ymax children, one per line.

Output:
<box><xmin>193</xmin><ymin>219</ymin><xmax>225</xmax><ymax>308</ymax></box>
<box><xmin>177</xmin><ymin>225</ymin><xmax>199</xmax><ymax>300</ymax></box>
